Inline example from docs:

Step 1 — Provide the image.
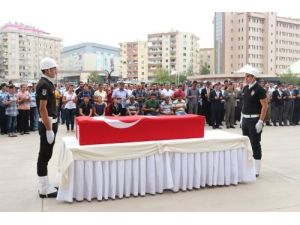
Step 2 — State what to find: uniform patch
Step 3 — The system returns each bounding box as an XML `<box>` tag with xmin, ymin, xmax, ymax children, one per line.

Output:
<box><xmin>42</xmin><ymin>89</ymin><xmax>47</xmax><ymax>96</ymax></box>
<box><xmin>251</xmin><ymin>90</ymin><xmax>255</xmax><ymax>96</ymax></box>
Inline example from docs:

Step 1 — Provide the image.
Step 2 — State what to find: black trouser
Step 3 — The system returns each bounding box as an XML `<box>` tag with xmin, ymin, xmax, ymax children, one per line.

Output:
<box><xmin>211</xmin><ymin>103</ymin><xmax>222</xmax><ymax>127</ymax></box>
<box><xmin>18</xmin><ymin>109</ymin><xmax>30</xmax><ymax>133</ymax></box>
<box><xmin>37</xmin><ymin>122</ymin><xmax>58</xmax><ymax>176</ymax></box>
<box><xmin>293</xmin><ymin>102</ymin><xmax>300</xmax><ymax>124</ymax></box>
<box><xmin>30</xmin><ymin>107</ymin><xmax>37</xmax><ymax>131</ymax></box>
<box><xmin>242</xmin><ymin>117</ymin><xmax>262</xmax><ymax>160</ymax></box>
<box><xmin>0</xmin><ymin>106</ymin><xmax>7</xmax><ymax>134</ymax></box>
<box><xmin>283</xmin><ymin>101</ymin><xmax>294</xmax><ymax>124</ymax></box>
<box><xmin>65</xmin><ymin>108</ymin><xmax>76</xmax><ymax>130</ymax></box>
<box><xmin>202</xmin><ymin>102</ymin><xmax>211</xmax><ymax>125</ymax></box>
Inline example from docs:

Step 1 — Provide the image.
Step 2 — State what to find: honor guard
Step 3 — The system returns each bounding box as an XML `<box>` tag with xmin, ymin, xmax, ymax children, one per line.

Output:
<box><xmin>36</xmin><ymin>57</ymin><xmax>59</xmax><ymax>198</ymax></box>
<box><xmin>238</xmin><ymin>65</ymin><xmax>268</xmax><ymax>177</ymax></box>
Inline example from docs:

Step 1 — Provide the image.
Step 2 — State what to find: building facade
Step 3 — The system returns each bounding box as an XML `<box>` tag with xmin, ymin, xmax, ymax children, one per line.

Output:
<box><xmin>147</xmin><ymin>31</ymin><xmax>200</xmax><ymax>79</ymax></box>
<box><xmin>61</xmin><ymin>42</ymin><xmax>120</xmax><ymax>83</ymax></box>
<box><xmin>199</xmin><ymin>48</ymin><xmax>214</xmax><ymax>74</ymax></box>
<box><xmin>214</xmin><ymin>12</ymin><xmax>300</xmax><ymax>75</ymax></box>
<box><xmin>0</xmin><ymin>22</ymin><xmax>62</xmax><ymax>81</ymax></box>
<box><xmin>119</xmin><ymin>41</ymin><xmax>148</xmax><ymax>81</ymax></box>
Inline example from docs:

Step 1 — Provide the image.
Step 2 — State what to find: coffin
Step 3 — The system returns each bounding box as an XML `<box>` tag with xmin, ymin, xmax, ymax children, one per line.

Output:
<box><xmin>75</xmin><ymin>115</ymin><xmax>205</xmax><ymax>145</ymax></box>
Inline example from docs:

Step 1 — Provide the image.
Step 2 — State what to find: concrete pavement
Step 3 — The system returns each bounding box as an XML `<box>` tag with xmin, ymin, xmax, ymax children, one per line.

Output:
<box><xmin>0</xmin><ymin>123</ymin><xmax>299</xmax><ymax>212</ymax></box>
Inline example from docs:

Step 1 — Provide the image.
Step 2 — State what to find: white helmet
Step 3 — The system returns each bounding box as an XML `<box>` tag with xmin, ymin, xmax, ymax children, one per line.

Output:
<box><xmin>40</xmin><ymin>57</ymin><xmax>58</xmax><ymax>71</ymax></box>
<box><xmin>237</xmin><ymin>64</ymin><xmax>258</xmax><ymax>77</ymax></box>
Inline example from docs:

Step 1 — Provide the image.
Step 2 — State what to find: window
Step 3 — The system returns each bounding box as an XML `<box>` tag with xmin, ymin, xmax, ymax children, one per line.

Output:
<box><xmin>183</xmin><ymin>53</ymin><xmax>186</xmax><ymax>56</ymax></box>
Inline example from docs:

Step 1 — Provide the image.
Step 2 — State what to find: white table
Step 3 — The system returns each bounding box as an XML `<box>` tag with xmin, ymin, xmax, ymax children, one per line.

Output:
<box><xmin>57</xmin><ymin>130</ymin><xmax>256</xmax><ymax>202</ymax></box>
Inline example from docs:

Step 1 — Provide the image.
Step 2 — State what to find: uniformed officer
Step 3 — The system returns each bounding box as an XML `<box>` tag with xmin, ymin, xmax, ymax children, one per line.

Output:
<box><xmin>238</xmin><ymin>65</ymin><xmax>268</xmax><ymax>177</ymax></box>
<box><xmin>36</xmin><ymin>57</ymin><xmax>59</xmax><ymax>198</ymax></box>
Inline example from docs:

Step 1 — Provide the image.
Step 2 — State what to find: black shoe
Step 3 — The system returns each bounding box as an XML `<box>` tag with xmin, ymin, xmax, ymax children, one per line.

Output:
<box><xmin>24</xmin><ymin>132</ymin><xmax>30</xmax><ymax>134</ymax></box>
<box><xmin>226</xmin><ymin>126</ymin><xmax>230</xmax><ymax>129</ymax></box>
<box><xmin>273</xmin><ymin>123</ymin><xmax>278</xmax><ymax>127</ymax></box>
<box><xmin>39</xmin><ymin>191</ymin><xmax>57</xmax><ymax>198</ymax></box>
<box><xmin>20</xmin><ymin>132</ymin><xmax>24</xmax><ymax>135</ymax></box>
<box><xmin>234</xmin><ymin>122</ymin><xmax>237</xmax><ymax>125</ymax></box>
<box><xmin>230</xmin><ymin>125</ymin><xmax>235</xmax><ymax>128</ymax></box>
<box><xmin>279</xmin><ymin>123</ymin><xmax>283</xmax><ymax>126</ymax></box>
<box><xmin>213</xmin><ymin>126</ymin><xmax>217</xmax><ymax>129</ymax></box>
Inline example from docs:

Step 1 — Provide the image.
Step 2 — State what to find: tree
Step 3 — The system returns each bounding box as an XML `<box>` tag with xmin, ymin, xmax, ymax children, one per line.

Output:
<box><xmin>186</xmin><ymin>65</ymin><xmax>194</xmax><ymax>76</ymax></box>
<box><xmin>200</xmin><ymin>63</ymin><xmax>211</xmax><ymax>75</ymax></box>
<box><xmin>155</xmin><ymin>68</ymin><xmax>174</xmax><ymax>84</ymax></box>
<box><xmin>279</xmin><ymin>69</ymin><xmax>300</xmax><ymax>85</ymax></box>
<box><xmin>88</xmin><ymin>71</ymin><xmax>103</xmax><ymax>83</ymax></box>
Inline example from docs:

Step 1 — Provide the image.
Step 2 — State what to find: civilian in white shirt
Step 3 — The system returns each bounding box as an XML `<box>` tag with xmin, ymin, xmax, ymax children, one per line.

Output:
<box><xmin>161</xmin><ymin>84</ymin><xmax>174</xmax><ymax>98</ymax></box>
<box><xmin>62</xmin><ymin>84</ymin><xmax>77</xmax><ymax>131</ymax></box>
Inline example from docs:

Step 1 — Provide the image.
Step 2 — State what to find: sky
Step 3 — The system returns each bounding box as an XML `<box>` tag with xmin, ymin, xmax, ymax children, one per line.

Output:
<box><xmin>0</xmin><ymin>0</ymin><xmax>299</xmax><ymax>48</ymax></box>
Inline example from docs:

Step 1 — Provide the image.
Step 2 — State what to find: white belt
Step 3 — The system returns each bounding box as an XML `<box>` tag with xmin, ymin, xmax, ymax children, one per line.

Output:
<box><xmin>242</xmin><ymin>114</ymin><xmax>259</xmax><ymax>118</ymax></box>
<box><xmin>39</xmin><ymin>117</ymin><xmax>58</xmax><ymax>123</ymax></box>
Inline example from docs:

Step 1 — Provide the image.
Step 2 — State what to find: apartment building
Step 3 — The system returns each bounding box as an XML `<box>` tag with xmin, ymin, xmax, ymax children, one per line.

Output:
<box><xmin>214</xmin><ymin>12</ymin><xmax>300</xmax><ymax>75</ymax></box>
<box><xmin>199</xmin><ymin>48</ymin><xmax>214</xmax><ymax>74</ymax></box>
<box><xmin>119</xmin><ymin>41</ymin><xmax>148</xmax><ymax>81</ymax></box>
<box><xmin>0</xmin><ymin>22</ymin><xmax>62</xmax><ymax>81</ymax></box>
<box><xmin>61</xmin><ymin>42</ymin><xmax>120</xmax><ymax>82</ymax></box>
<box><xmin>147</xmin><ymin>31</ymin><xmax>200</xmax><ymax>79</ymax></box>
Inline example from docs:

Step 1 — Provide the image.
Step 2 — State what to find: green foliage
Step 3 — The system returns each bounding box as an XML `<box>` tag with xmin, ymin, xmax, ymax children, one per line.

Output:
<box><xmin>88</xmin><ymin>71</ymin><xmax>103</xmax><ymax>83</ymax></box>
<box><xmin>279</xmin><ymin>69</ymin><xmax>300</xmax><ymax>85</ymax></box>
<box><xmin>186</xmin><ymin>65</ymin><xmax>194</xmax><ymax>76</ymax></box>
<box><xmin>154</xmin><ymin>68</ymin><xmax>175</xmax><ymax>84</ymax></box>
<box><xmin>200</xmin><ymin>63</ymin><xmax>211</xmax><ymax>75</ymax></box>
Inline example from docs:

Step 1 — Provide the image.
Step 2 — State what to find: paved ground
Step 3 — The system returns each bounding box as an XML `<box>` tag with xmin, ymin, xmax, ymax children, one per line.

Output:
<box><xmin>0</xmin><ymin>123</ymin><xmax>300</xmax><ymax>212</ymax></box>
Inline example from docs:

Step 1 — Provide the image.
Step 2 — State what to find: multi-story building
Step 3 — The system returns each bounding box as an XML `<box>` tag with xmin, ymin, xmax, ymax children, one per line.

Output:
<box><xmin>119</xmin><ymin>41</ymin><xmax>148</xmax><ymax>81</ymax></box>
<box><xmin>147</xmin><ymin>31</ymin><xmax>200</xmax><ymax>79</ymax></box>
<box><xmin>61</xmin><ymin>42</ymin><xmax>120</xmax><ymax>83</ymax></box>
<box><xmin>0</xmin><ymin>22</ymin><xmax>62</xmax><ymax>81</ymax></box>
<box><xmin>199</xmin><ymin>48</ymin><xmax>214</xmax><ymax>74</ymax></box>
<box><xmin>214</xmin><ymin>12</ymin><xmax>300</xmax><ymax>75</ymax></box>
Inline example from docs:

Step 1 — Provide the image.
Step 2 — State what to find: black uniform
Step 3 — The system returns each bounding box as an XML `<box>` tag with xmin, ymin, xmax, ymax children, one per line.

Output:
<box><xmin>242</xmin><ymin>82</ymin><xmax>266</xmax><ymax>160</ymax></box>
<box><xmin>36</xmin><ymin>76</ymin><xmax>58</xmax><ymax>177</ymax></box>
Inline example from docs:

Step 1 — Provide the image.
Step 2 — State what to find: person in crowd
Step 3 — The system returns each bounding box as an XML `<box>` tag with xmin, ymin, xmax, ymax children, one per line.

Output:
<box><xmin>79</xmin><ymin>95</ymin><xmax>93</xmax><ymax>117</ymax></box>
<box><xmin>143</xmin><ymin>93</ymin><xmax>160</xmax><ymax>116</ymax></box>
<box><xmin>112</xmin><ymin>82</ymin><xmax>128</xmax><ymax>116</ymax></box>
<box><xmin>63</xmin><ymin>83</ymin><xmax>77</xmax><ymax>131</ymax></box>
<box><xmin>28</xmin><ymin>83</ymin><xmax>38</xmax><ymax>131</ymax></box>
<box><xmin>210</xmin><ymin>82</ymin><xmax>223</xmax><ymax>129</ymax></box>
<box><xmin>132</xmin><ymin>83</ymin><xmax>148</xmax><ymax>115</ymax></box>
<box><xmin>17</xmin><ymin>84</ymin><xmax>31</xmax><ymax>135</ymax></box>
<box><xmin>271</xmin><ymin>84</ymin><xmax>285</xmax><ymax>126</ymax></box>
<box><xmin>235</xmin><ymin>82</ymin><xmax>244</xmax><ymax>123</ymax></box>
<box><xmin>36</xmin><ymin>57</ymin><xmax>59</xmax><ymax>198</ymax></box>
<box><xmin>187</xmin><ymin>81</ymin><xmax>200</xmax><ymax>114</ymax></box>
<box><xmin>94</xmin><ymin>83</ymin><xmax>107</xmax><ymax>103</ymax></box>
<box><xmin>201</xmin><ymin>81</ymin><xmax>212</xmax><ymax>125</ymax></box>
<box><xmin>110</xmin><ymin>96</ymin><xmax>122</xmax><ymax>117</ymax></box>
<box><xmin>161</xmin><ymin>83</ymin><xmax>174</xmax><ymax>98</ymax></box>
<box><xmin>125</xmin><ymin>95</ymin><xmax>139</xmax><ymax>116</ymax></box>
<box><xmin>4</xmin><ymin>84</ymin><xmax>18</xmax><ymax>137</ymax></box>
<box><xmin>223</xmin><ymin>82</ymin><xmax>236</xmax><ymax>128</ymax></box>
<box><xmin>173</xmin><ymin>93</ymin><xmax>187</xmax><ymax>115</ymax></box>
<box><xmin>292</xmin><ymin>83</ymin><xmax>300</xmax><ymax>125</ymax></box>
<box><xmin>93</xmin><ymin>95</ymin><xmax>106</xmax><ymax>116</ymax></box>
<box><xmin>264</xmin><ymin>84</ymin><xmax>273</xmax><ymax>126</ymax></box>
<box><xmin>283</xmin><ymin>84</ymin><xmax>295</xmax><ymax>126</ymax></box>
<box><xmin>54</xmin><ymin>84</ymin><xmax>63</xmax><ymax>124</ymax></box>
<box><xmin>239</xmin><ymin>65</ymin><xmax>268</xmax><ymax>177</ymax></box>
<box><xmin>0</xmin><ymin>83</ymin><xmax>8</xmax><ymax>135</ymax></box>
<box><xmin>160</xmin><ymin>96</ymin><xmax>174</xmax><ymax>115</ymax></box>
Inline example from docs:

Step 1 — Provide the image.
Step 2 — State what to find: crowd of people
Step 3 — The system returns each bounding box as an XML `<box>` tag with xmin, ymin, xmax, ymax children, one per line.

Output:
<box><xmin>0</xmin><ymin>79</ymin><xmax>300</xmax><ymax>137</ymax></box>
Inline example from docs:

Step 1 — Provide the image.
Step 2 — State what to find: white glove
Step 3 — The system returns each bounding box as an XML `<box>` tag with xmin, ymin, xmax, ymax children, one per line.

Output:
<box><xmin>46</xmin><ymin>130</ymin><xmax>55</xmax><ymax>144</ymax></box>
<box><xmin>240</xmin><ymin>115</ymin><xmax>243</xmax><ymax>128</ymax></box>
<box><xmin>255</xmin><ymin>120</ymin><xmax>264</xmax><ymax>133</ymax></box>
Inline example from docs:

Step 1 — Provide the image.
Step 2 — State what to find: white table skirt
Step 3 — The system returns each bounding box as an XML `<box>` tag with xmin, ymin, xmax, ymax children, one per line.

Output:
<box><xmin>57</xmin><ymin>148</ymin><xmax>255</xmax><ymax>202</ymax></box>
